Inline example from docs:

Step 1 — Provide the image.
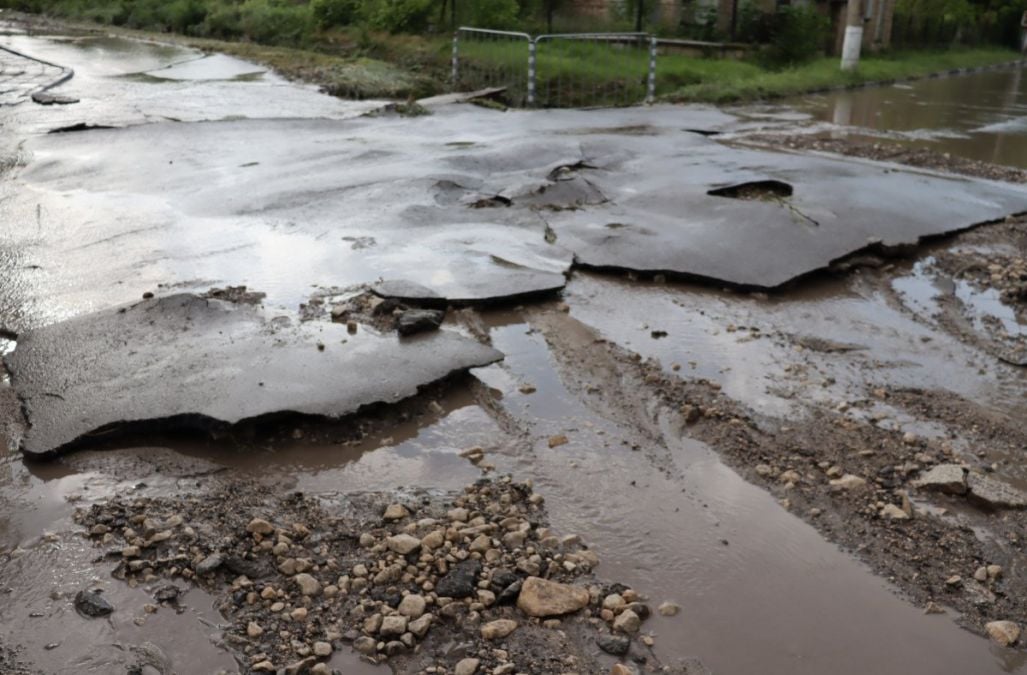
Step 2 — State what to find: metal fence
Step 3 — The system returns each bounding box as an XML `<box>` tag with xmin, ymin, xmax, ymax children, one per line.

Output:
<box><xmin>452</xmin><ymin>28</ymin><xmax>657</xmax><ymax>109</ymax></box>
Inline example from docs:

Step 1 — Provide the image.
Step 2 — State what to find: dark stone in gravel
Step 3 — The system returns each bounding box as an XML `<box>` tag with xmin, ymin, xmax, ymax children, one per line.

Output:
<box><xmin>496</xmin><ymin>579</ymin><xmax>523</xmax><ymax>605</ymax></box>
<box><xmin>195</xmin><ymin>553</ymin><xmax>224</xmax><ymax>574</ymax></box>
<box><xmin>153</xmin><ymin>584</ymin><xmax>182</xmax><ymax>603</ymax></box>
<box><xmin>224</xmin><ymin>555</ymin><xmax>274</xmax><ymax>579</ymax></box>
<box><xmin>596</xmin><ymin>632</ymin><xmax>630</xmax><ymax>655</ymax></box>
<box><xmin>75</xmin><ymin>589</ymin><xmax>114</xmax><ymax>617</ymax></box>
<box><xmin>397</xmin><ymin>309</ymin><xmax>445</xmax><ymax>336</ymax></box>
<box><xmin>435</xmin><ymin>559</ymin><xmax>481</xmax><ymax>598</ymax></box>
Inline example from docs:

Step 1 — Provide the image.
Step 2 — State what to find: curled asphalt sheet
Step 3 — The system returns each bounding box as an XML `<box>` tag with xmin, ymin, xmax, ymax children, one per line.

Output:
<box><xmin>5</xmin><ymin>294</ymin><xmax>503</xmax><ymax>457</ymax></box>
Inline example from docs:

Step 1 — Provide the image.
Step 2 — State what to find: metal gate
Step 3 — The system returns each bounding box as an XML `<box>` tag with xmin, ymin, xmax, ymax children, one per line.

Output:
<box><xmin>452</xmin><ymin>28</ymin><xmax>657</xmax><ymax>108</ymax></box>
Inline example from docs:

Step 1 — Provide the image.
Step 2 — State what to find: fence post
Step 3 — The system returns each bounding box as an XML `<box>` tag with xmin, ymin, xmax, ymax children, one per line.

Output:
<box><xmin>646</xmin><ymin>36</ymin><xmax>657</xmax><ymax>104</ymax></box>
<box><xmin>527</xmin><ymin>39</ymin><xmax>537</xmax><ymax>107</ymax></box>
<box><xmin>451</xmin><ymin>32</ymin><xmax>459</xmax><ymax>85</ymax></box>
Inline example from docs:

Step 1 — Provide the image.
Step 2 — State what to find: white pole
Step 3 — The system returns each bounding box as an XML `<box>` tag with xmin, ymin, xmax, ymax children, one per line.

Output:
<box><xmin>840</xmin><ymin>0</ymin><xmax>864</xmax><ymax>71</ymax></box>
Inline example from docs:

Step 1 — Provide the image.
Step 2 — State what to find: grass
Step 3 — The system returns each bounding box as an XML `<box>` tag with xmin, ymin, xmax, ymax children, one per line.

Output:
<box><xmin>660</xmin><ymin>47</ymin><xmax>1021</xmax><ymax>104</ymax></box>
<box><xmin>5</xmin><ymin>9</ymin><xmax>1021</xmax><ymax>105</ymax></box>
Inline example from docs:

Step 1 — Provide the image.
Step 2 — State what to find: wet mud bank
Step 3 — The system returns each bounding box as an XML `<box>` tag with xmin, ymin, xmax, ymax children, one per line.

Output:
<box><xmin>3</xmin><ymin>26</ymin><xmax>1027</xmax><ymax>675</ymax></box>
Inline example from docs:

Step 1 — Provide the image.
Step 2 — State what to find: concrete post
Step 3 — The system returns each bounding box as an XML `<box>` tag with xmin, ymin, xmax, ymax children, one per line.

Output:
<box><xmin>840</xmin><ymin>0</ymin><xmax>864</xmax><ymax>71</ymax></box>
<box><xmin>451</xmin><ymin>33</ymin><xmax>459</xmax><ymax>85</ymax></box>
<box><xmin>527</xmin><ymin>40</ymin><xmax>537</xmax><ymax>107</ymax></box>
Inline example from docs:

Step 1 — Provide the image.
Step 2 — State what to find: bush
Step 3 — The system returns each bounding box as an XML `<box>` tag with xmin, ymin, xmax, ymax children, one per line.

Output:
<box><xmin>360</xmin><ymin>0</ymin><xmax>434</xmax><ymax>33</ymax></box>
<box><xmin>462</xmin><ymin>0</ymin><xmax>519</xmax><ymax>28</ymax></box>
<box><xmin>311</xmin><ymin>0</ymin><xmax>361</xmax><ymax>27</ymax></box>
<box><xmin>162</xmin><ymin>0</ymin><xmax>208</xmax><ymax>32</ymax></box>
<box><xmin>199</xmin><ymin>0</ymin><xmax>242</xmax><ymax>39</ymax></box>
<box><xmin>763</xmin><ymin>5</ymin><xmax>829</xmax><ymax>66</ymax></box>
<box><xmin>238</xmin><ymin>0</ymin><xmax>312</xmax><ymax>44</ymax></box>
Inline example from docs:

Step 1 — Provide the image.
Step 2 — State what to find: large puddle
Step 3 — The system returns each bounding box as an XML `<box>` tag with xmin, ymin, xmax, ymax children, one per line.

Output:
<box><xmin>779</xmin><ymin>65</ymin><xmax>1027</xmax><ymax>168</ymax></box>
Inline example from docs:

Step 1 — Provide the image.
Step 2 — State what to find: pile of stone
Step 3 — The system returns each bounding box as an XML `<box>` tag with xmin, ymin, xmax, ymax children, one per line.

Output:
<box><xmin>75</xmin><ymin>477</ymin><xmax>673</xmax><ymax>674</ymax></box>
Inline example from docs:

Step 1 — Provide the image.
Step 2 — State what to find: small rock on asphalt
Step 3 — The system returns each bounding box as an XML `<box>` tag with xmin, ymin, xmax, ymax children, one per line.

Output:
<box><xmin>397</xmin><ymin>309</ymin><xmax>445</xmax><ymax>336</ymax></box>
<box><xmin>481</xmin><ymin>619</ymin><xmax>518</xmax><ymax>640</ymax></box>
<box><xmin>596</xmin><ymin>632</ymin><xmax>630</xmax><ymax>655</ymax></box>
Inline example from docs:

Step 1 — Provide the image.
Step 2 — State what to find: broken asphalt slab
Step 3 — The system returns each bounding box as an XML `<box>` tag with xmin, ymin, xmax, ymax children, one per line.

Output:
<box><xmin>5</xmin><ymin>294</ymin><xmax>503</xmax><ymax>457</ymax></box>
<box><xmin>6</xmin><ymin>105</ymin><xmax>1027</xmax><ymax>333</ymax></box>
<box><xmin>541</xmin><ymin>133</ymin><xmax>1027</xmax><ymax>288</ymax></box>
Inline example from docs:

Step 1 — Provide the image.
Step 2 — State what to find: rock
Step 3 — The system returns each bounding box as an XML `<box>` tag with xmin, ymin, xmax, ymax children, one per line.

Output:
<box><xmin>481</xmin><ymin>619</ymin><xmax>518</xmax><ymax>640</ymax></box>
<box><xmin>548</xmin><ymin>435</ymin><xmax>569</xmax><ymax>448</ymax></box>
<box><xmin>246</xmin><ymin>518</ymin><xmax>275</xmax><ymax>535</ymax></box>
<box><xmin>967</xmin><ymin>473</ymin><xmax>1027</xmax><ymax>509</ymax></box>
<box><xmin>435</xmin><ymin>559</ymin><xmax>481</xmax><ymax>598</ymax></box>
<box><xmin>448</xmin><ymin>507</ymin><xmax>469</xmax><ymax>522</ymax></box>
<box><xmin>421</xmin><ymin>530</ymin><xmax>445</xmax><ymax>550</ymax></box>
<box><xmin>153</xmin><ymin>584</ymin><xmax>181</xmax><ymax>603</ymax></box>
<box><xmin>596</xmin><ymin>632</ymin><xmax>630</xmax><ymax>655</ymax></box>
<box><xmin>380</xmin><ymin>615</ymin><xmax>408</xmax><ymax>636</ymax></box>
<box><xmin>829</xmin><ymin>474</ymin><xmax>867</xmax><ymax>490</ymax></box>
<box><xmin>353</xmin><ymin>637</ymin><xmax>377</xmax><ymax>655</ymax></box>
<box><xmin>195</xmin><ymin>553</ymin><xmax>224</xmax><ymax>574</ymax></box>
<box><xmin>454</xmin><ymin>658</ymin><xmax>481</xmax><ymax>675</ymax></box>
<box><xmin>984</xmin><ymin>621</ymin><xmax>1020</xmax><ymax>647</ymax></box>
<box><xmin>987</xmin><ymin>564</ymin><xmax>1003</xmax><ymax>579</ymax></box>
<box><xmin>657</xmin><ymin>601</ymin><xmax>681</xmax><ymax>616</ymax></box>
<box><xmin>313</xmin><ymin>641</ymin><xmax>332</xmax><ymax>657</ymax></box>
<box><xmin>610</xmin><ymin>664</ymin><xmax>636</xmax><ymax>675</ymax></box>
<box><xmin>974</xmin><ymin>566</ymin><xmax>989</xmax><ymax>582</ymax></box>
<box><xmin>880</xmin><ymin>504</ymin><xmax>909</xmax><ymax>520</ymax></box>
<box><xmin>945</xmin><ymin>575</ymin><xmax>962</xmax><ymax>587</ymax></box>
<box><xmin>779</xmin><ymin>469</ymin><xmax>801</xmax><ymax>484</ymax></box>
<box><xmin>386</xmin><ymin>534</ymin><xmax>422</xmax><ymax>556</ymax></box>
<box><xmin>397</xmin><ymin>309</ymin><xmax>445</xmax><ymax>336</ymax></box>
<box><xmin>913</xmin><ymin>464</ymin><xmax>968</xmax><ymax>495</ymax></box>
<box><xmin>516</xmin><ymin>577</ymin><xmax>590</xmax><ymax>617</ymax></box>
<box><xmin>294</xmin><ymin>573</ymin><xmax>321</xmax><ymax>596</ymax></box>
<box><xmin>613</xmin><ymin>609</ymin><xmax>641</xmax><ymax>634</ymax></box>
<box><xmin>74</xmin><ymin>589</ymin><xmax>113</xmax><ymax>617</ymax></box>
<box><xmin>252</xmin><ymin>661</ymin><xmax>275</xmax><ymax>672</ymax></box>
<box><xmin>383</xmin><ymin>504</ymin><xmax>410</xmax><ymax>521</ymax></box>
<box><xmin>225</xmin><ymin>555</ymin><xmax>274</xmax><ymax>579</ymax></box>
<box><xmin>247</xmin><ymin>621</ymin><xmax>263</xmax><ymax>637</ymax></box>
<box><xmin>285</xmin><ymin>656</ymin><xmax>317</xmax><ymax>675</ymax></box>
<box><xmin>397</xmin><ymin>594</ymin><xmax>427</xmax><ymax>618</ymax></box>
<box><xmin>924</xmin><ymin>602</ymin><xmax>945</xmax><ymax>615</ymax></box>
<box><xmin>408</xmin><ymin>613</ymin><xmax>432</xmax><ymax>637</ymax></box>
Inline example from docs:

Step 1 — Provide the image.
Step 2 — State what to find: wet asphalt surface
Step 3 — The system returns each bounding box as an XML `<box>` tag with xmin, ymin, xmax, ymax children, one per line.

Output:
<box><xmin>2</xmin><ymin>25</ymin><xmax>1027</xmax><ymax>675</ymax></box>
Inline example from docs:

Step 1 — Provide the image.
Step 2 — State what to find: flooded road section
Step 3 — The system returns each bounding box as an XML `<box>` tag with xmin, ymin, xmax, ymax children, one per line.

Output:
<box><xmin>2</xmin><ymin>28</ymin><xmax>1027</xmax><ymax>675</ymax></box>
<box><xmin>758</xmin><ymin>64</ymin><xmax>1027</xmax><ymax>169</ymax></box>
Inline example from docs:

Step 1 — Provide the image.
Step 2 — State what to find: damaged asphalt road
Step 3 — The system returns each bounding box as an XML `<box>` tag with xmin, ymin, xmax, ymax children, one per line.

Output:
<box><xmin>5</xmin><ymin>294</ymin><xmax>501</xmax><ymax>456</ymax></box>
<box><xmin>4</xmin><ymin>28</ymin><xmax>1027</xmax><ymax>675</ymax></box>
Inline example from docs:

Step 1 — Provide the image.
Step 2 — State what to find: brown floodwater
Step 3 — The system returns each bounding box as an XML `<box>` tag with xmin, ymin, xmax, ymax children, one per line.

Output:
<box><xmin>784</xmin><ymin>66</ymin><xmax>1027</xmax><ymax>168</ymax></box>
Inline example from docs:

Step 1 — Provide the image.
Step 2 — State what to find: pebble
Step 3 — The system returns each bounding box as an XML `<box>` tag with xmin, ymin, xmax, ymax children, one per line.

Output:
<box><xmin>548</xmin><ymin>435</ymin><xmax>569</xmax><ymax>448</ymax></box>
<box><xmin>596</xmin><ymin>632</ymin><xmax>630</xmax><ymax>655</ymax></box>
<box><xmin>74</xmin><ymin>589</ymin><xmax>114</xmax><ymax>617</ymax></box>
<box><xmin>246</xmin><ymin>518</ymin><xmax>275</xmax><ymax>535</ymax></box>
<box><xmin>880</xmin><ymin>504</ymin><xmax>909</xmax><ymax>520</ymax></box>
<box><xmin>398</xmin><ymin>593</ymin><xmax>427</xmax><ymax>618</ymax></box>
<box><xmin>610</xmin><ymin>664</ymin><xmax>636</xmax><ymax>675</ymax></box>
<box><xmin>829</xmin><ymin>474</ymin><xmax>867</xmax><ymax>490</ymax></box>
<box><xmin>386</xmin><ymin>533</ymin><xmax>422</xmax><ymax>555</ymax></box>
<box><xmin>613</xmin><ymin>609</ymin><xmax>641</xmax><ymax>634</ymax></box>
<box><xmin>657</xmin><ymin>601</ymin><xmax>680</xmax><ymax>616</ymax></box>
<box><xmin>383</xmin><ymin>504</ymin><xmax>410</xmax><ymax>521</ymax></box>
<box><xmin>987</xmin><ymin>564</ymin><xmax>1003</xmax><ymax>579</ymax></box>
<box><xmin>945</xmin><ymin>575</ymin><xmax>962</xmax><ymax>587</ymax></box>
<box><xmin>516</xmin><ymin>577</ymin><xmax>590</xmax><ymax>617</ymax></box>
<box><xmin>984</xmin><ymin>620</ymin><xmax>1020</xmax><ymax>647</ymax></box>
<box><xmin>380</xmin><ymin>615</ymin><xmax>408</xmax><ymax>636</ymax></box>
<box><xmin>481</xmin><ymin>619</ymin><xmax>518</xmax><ymax>640</ymax></box>
<box><xmin>247</xmin><ymin>621</ymin><xmax>263</xmax><ymax>637</ymax></box>
<box><xmin>454</xmin><ymin>658</ymin><xmax>481</xmax><ymax>675</ymax></box>
<box><xmin>313</xmin><ymin>641</ymin><xmax>332</xmax><ymax>657</ymax></box>
<box><xmin>293</xmin><ymin>573</ymin><xmax>321</xmax><ymax>596</ymax></box>
<box><xmin>974</xmin><ymin>566</ymin><xmax>989</xmax><ymax>582</ymax></box>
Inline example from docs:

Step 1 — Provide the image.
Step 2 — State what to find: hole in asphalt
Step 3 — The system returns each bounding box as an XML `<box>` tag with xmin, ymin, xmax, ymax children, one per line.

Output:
<box><xmin>708</xmin><ymin>179</ymin><xmax>794</xmax><ymax>201</ymax></box>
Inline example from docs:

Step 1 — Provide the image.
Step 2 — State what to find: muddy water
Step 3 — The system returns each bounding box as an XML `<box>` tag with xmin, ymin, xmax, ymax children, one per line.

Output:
<box><xmin>782</xmin><ymin>66</ymin><xmax>1027</xmax><ymax>168</ymax></box>
<box><xmin>4</xmin><ymin>299</ymin><xmax>1021</xmax><ymax>673</ymax></box>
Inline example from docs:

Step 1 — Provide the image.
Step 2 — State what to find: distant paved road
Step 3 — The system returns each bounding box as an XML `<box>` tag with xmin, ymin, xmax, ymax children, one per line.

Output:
<box><xmin>0</xmin><ymin>44</ymin><xmax>69</xmax><ymax>106</ymax></box>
